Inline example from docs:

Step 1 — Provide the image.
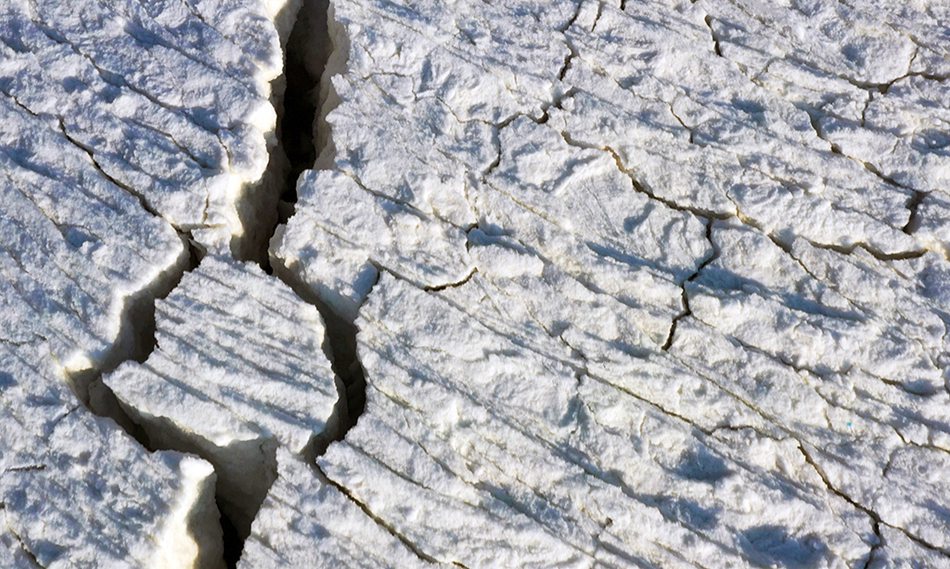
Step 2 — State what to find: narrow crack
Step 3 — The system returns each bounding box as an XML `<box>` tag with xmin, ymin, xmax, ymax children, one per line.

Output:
<box><xmin>662</xmin><ymin>218</ymin><xmax>719</xmax><ymax>351</ymax></box>
<box><xmin>558</xmin><ymin>130</ymin><xmax>734</xmax><ymax>220</ymax></box>
<box><xmin>798</xmin><ymin>443</ymin><xmax>950</xmax><ymax>561</ymax></box>
<box><xmin>3</xmin><ymin>464</ymin><xmax>46</xmax><ymax>473</ymax></box>
<box><xmin>703</xmin><ymin>15</ymin><xmax>723</xmax><ymax>57</ymax></box>
<box><xmin>311</xmin><ymin>462</ymin><xmax>440</xmax><ymax>564</ymax></box>
<box><xmin>54</xmin><ymin>118</ymin><xmax>164</xmax><ymax>220</ymax></box>
<box><xmin>799</xmin><ymin>105</ymin><xmax>920</xmax><ymax>199</ymax></box>
<box><xmin>796</xmin><ymin>444</ymin><xmax>883</xmax><ymax>566</ymax></box>
<box><xmin>423</xmin><ymin>267</ymin><xmax>478</xmax><ymax>292</ymax></box>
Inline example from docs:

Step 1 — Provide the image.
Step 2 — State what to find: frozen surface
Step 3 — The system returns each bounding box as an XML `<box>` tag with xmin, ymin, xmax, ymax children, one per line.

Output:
<box><xmin>0</xmin><ymin>0</ymin><xmax>295</xmax><ymax>255</ymax></box>
<box><xmin>105</xmin><ymin>256</ymin><xmax>339</xmax><ymax>534</ymax></box>
<box><xmin>0</xmin><ymin>346</ymin><xmax>222</xmax><ymax>569</ymax></box>
<box><xmin>3</xmin><ymin>0</ymin><xmax>950</xmax><ymax>567</ymax></box>
<box><xmin>267</xmin><ymin>0</ymin><xmax>950</xmax><ymax>567</ymax></box>
<box><xmin>0</xmin><ymin>0</ymin><xmax>299</xmax><ymax>566</ymax></box>
<box><xmin>239</xmin><ymin>449</ymin><xmax>429</xmax><ymax>568</ymax></box>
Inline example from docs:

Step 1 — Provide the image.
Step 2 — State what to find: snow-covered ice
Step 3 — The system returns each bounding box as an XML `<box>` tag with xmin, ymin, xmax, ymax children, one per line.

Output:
<box><xmin>0</xmin><ymin>0</ymin><xmax>295</xmax><ymax>257</ymax></box>
<box><xmin>2</xmin><ymin>0</ymin><xmax>949</xmax><ymax>567</ymax></box>
<box><xmin>105</xmin><ymin>256</ymin><xmax>340</xmax><ymax>536</ymax></box>
<box><xmin>0</xmin><ymin>0</ymin><xmax>301</xmax><ymax>565</ymax></box>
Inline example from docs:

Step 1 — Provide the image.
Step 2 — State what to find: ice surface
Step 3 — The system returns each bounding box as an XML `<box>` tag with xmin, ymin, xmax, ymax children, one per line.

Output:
<box><xmin>0</xmin><ymin>0</ymin><xmax>301</xmax><ymax>565</ymax></box>
<box><xmin>0</xmin><ymin>346</ymin><xmax>222</xmax><ymax>569</ymax></box>
<box><xmin>3</xmin><ymin>0</ymin><xmax>950</xmax><ymax>566</ymax></box>
<box><xmin>0</xmin><ymin>0</ymin><xmax>295</xmax><ymax>256</ymax></box>
<box><xmin>105</xmin><ymin>256</ymin><xmax>340</xmax><ymax>535</ymax></box>
<box><xmin>264</xmin><ymin>0</ymin><xmax>950</xmax><ymax>566</ymax></box>
<box><xmin>239</xmin><ymin>449</ymin><xmax>430</xmax><ymax>568</ymax></box>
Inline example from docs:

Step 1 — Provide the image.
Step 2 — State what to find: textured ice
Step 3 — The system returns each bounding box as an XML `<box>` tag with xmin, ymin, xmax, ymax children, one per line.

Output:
<box><xmin>0</xmin><ymin>346</ymin><xmax>222</xmax><ymax>569</ymax></box>
<box><xmin>105</xmin><ymin>256</ymin><xmax>340</xmax><ymax>535</ymax></box>
<box><xmin>3</xmin><ymin>0</ymin><xmax>950</xmax><ymax>567</ymax></box>
<box><xmin>263</xmin><ymin>0</ymin><xmax>950</xmax><ymax>566</ymax></box>
<box><xmin>0</xmin><ymin>0</ymin><xmax>294</xmax><ymax>256</ymax></box>
<box><xmin>239</xmin><ymin>449</ymin><xmax>429</xmax><ymax>568</ymax></box>
<box><xmin>0</xmin><ymin>0</ymin><xmax>300</xmax><ymax>565</ymax></box>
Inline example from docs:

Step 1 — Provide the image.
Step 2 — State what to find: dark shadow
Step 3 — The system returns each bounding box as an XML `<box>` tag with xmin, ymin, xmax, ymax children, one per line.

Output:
<box><xmin>740</xmin><ymin>525</ymin><xmax>828</xmax><ymax>568</ymax></box>
<box><xmin>279</xmin><ymin>0</ymin><xmax>331</xmax><ymax>206</ymax></box>
<box><xmin>673</xmin><ymin>446</ymin><xmax>733</xmax><ymax>484</ymax></box>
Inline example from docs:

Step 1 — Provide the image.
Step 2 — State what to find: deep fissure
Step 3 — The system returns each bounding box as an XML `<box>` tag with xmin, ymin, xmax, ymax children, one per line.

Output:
<box><xmin>55</xmin><ymin>0</ymin><xmax>345</xmax><ymax>566</ymax></box>
<box><xmin>17</xmin><ymin>1</ymin><xmax>946</xmax><ymax>566</ymax></box>
<box><xmin>267</xmin><ymin>0</ymin><xmax>368</xmax><ymax>442</ymax></box>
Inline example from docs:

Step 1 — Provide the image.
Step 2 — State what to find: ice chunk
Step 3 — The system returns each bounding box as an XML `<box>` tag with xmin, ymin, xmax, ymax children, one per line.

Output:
<box><xmin>105</xmin><ymin>257</ymin><xmax>340</xmax><ymax>535</ymax></box>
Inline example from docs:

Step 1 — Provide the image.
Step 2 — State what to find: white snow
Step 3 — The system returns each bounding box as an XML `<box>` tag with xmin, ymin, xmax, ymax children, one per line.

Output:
<box><xmin>0</xmin><ymin>0</ymin><xmax>302</xmax><ymax>565</ymax></box>
<box><xmin>2</xmin><ymin>0</ymin><xmax>950</xmax><ymax>566</ymax></box>
<box><xmin>261</xmin><ymin>0</ymin><xmax>950</xmax><ymax>566</ymax></box>
<box><xmin>105</xmin><ymin>256</ymin><xmax>340</xmax><ymax>535</ymax></box>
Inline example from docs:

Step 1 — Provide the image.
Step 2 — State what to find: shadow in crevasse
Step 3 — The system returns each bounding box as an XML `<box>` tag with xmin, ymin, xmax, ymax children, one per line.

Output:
<box><xmin>279</xmin><ymin>0</ymin><xmax>331</xmax><ymax>209</ymax></box>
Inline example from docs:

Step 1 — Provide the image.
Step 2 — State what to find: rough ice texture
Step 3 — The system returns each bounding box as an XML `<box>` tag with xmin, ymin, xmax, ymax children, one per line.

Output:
<box><xmin>0</xmin><ymin>0</ymin><xmax>294</xmax><ymax>255</ymax></box>
<box><xmin>0</xmin><ymin>346</ymin><xmax>223</xmax><ymax>569</ymax></box>
<box><xmin>0</xmin><ymin>0</ymin><xmax>298</xmax><ymax>566</ymax></box>
<box><xmin>262</xmin><ymin>0</ymin><xmax>950</xmax><ymax>566</ymax></box>
<box><xmin>3</xmin><ymin>0</ymin><xmax>950</xmax><ymax>567</ymax></box>
<box><xmin>106</xmin><ymin>256</ymin><xmax>339</xmax><ymax>535</ymax></box>
<box><xmin>239</xmin><ymin>449</ymin><xmax>430</xmax><ymax>568</ymax></box>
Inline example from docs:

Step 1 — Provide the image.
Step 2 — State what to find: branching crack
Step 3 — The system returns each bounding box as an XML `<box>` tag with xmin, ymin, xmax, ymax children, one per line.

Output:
<box><xmin>663</xmin><ymin>219</ymin><xmax>719</xmax><ymax>351</ymax></box>
<box><xmin>796</xmin><ymin>444</ymin><xmax>884</xmax><ymax>566</ymax></box>
<box><xmin>558</xmin><ymin>131</ymin><xmax>733</xmax><ymax>220</ymax></box>
<box><xmin>798</xmin><ymin>443</ymin><xmax>950</xmax><ymax>561</ymax></box>
<box><xmin>54</xmin><ymin>118</ymin><xmax>163</xmax><ymax>219</ymax></box>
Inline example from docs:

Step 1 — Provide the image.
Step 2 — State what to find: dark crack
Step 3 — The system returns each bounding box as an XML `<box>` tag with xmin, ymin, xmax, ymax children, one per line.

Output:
<box><xmin>902</xmin><ymin>191</ymin><xmax>926</xmax><ymax>235</ymax></box>
<box><xmin>54</xmin><ymin>118</ymin><xmax>164</xmax><ymax>220</ymax></box>
<box><xmin>703</xmin><ymin>15</ymin><xmax>723</xmax><ymax>57</ymax></box>
<box><xmin>2</xmin><ymin>464</ymin><xmax>45</xmax><ymax>473</ymax></box>
<box><xmin>312</xmin><ymin>462</ymin><xmax>440</xmax><ymax>565</ymax></box>
<box><xmin>6</xmin><ymin>522</ymin><xmax>45</xmax><ymax>569</ymax></box>
<box><xmin>423</xmin><ymin>267</ymin><xmax>478</xmax><ymax>292</ymax></box>
<box><xmin>265</xmin><ymin>0</ymin><xmax>370</xmax><ymax>454</ymax></box>
<box><xmin>663</xmin><ymin>218</ymin><xmax>719</xmax><ymax>351</ymax></box>
<box><xmin>276</xmin><ymin>0</ymin><xmax>331</xmax><ymax>210</ymax></box>
<box><xmin>65</xmin><ymin>235</ymin><xmax>200</xmax><ymax>421</ymax></box>
<box><xmin>796</xmin><ymin>444</ymin><xmax>883</xmax><ymax>566</ymax></box>
<box><xmin>798</xmin><ymin>443</ymin><xmax>950</xmax><ymax>561</ymax></box>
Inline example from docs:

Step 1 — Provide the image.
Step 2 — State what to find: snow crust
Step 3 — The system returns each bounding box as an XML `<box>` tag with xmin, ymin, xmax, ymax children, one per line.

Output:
<box><xmin>261</xmin><ymin>0</ymin><xmax>950</xmax><ymax>566</ymax></box>
<box><xmin>2</xmin><ymin>0</ymin><xmax>950</xmax><ymax>567</ymax></box>
<box><xmin>0</xmin><ymin>0</ymin><xmax>295</xmax><ymax>256</ymax></box>
<box><xmin>0</xmin><ymin>0</ymin><xmax>299</xmax><ymax>565</ymax></box>
<box><xmin>105</xmin><ymin>256</ymin><xmax>340</xmax><ymax>535</ymax></box>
